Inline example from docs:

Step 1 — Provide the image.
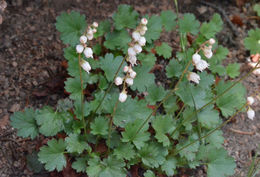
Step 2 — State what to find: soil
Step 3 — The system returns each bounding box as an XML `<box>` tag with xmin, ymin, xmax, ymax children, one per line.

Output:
<box><xmin>0</xmin><ymin>0</ymin><xmax>259</xmax><ymax>176</ymax></box>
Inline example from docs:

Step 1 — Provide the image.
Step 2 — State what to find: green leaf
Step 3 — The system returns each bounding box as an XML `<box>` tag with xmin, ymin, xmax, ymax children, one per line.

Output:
<box><xmin>26</xmin><ymin>151</ymin><xmax>44</xmax><ymax>173</ymax></box>
<box><xmin>65</xmin><ymin>133</ymin><xmax>90</xmax><ymax>154</ymax></box>
<box><xmin>99</xmin><ymin>54</ymin><xmax>126</xmax><ymax>82</ymax></box>
<box><xmin>104</xmin><ymin>30</ymin><xmax>131</xmax><ymax>52</ymax></box>
<box><xmin>72</xmin><ymin>157</ymin><xmax>87</xmax><ymax>173</ymax></box>
<box><xmin>35</xmin><ymin>107</ymin><xmax>64</xmax><ymax>136</ymax></box>
<box><xmin>138</xmin><ymin>142</ymin><xmax>168</xmax><ymax>168</ymax></box>
<box><xmin>198</xmin><ymin>106</ymin><xmax>221</xmax><ymax>129</ymax></box>
<box><xmin>215</xmin><ymin>80</ymin><xmax>246</xmax><ymax>117</ymax></box>
<box><xmin>179</xmin><ymin>13</ymin><xmax>200</xmax><ymax>35</ymax></box>
<box><xmin>161</xmin><ymin>10</ymin><xmax>177</xmax><ymax>32</ymax></box>
<box><xmin>205</xmin><ymin>130</ymin><xmax>224</xmax><ymax>149</ymax></box>
<box><xmin>197</xmin><ymin>72</ymin><xmax>215</xmax><ymax>89</ymax></box>
<box><xmin>113</xmin><ymin>143</ymin><xmax>136</xmax><ymax>160</ymax></box>
<box><xmin>56</xmin><ymin>11</ymin><xmax>86</xmax><ymax>46</ymax></box>
<box><xmin>244</xmin><ymin>28</ymin><xmax>260</xmax><ymax>54</ymax></box>
<box><xmin>64</xmin><ymin>77</ymin><xmax>86</xmax><ymax>101</ymax></box>
<box><xmin>122</xmin><ymin>119</ymin><xmax>150</xmax><ymax>149</ymax></box>
<box><xmin>163</xmin><ymin>95</ymin><xmax>179</xmax><ymax>114</ymax></box>
<box><xmin>166</xmin><ymin>59</ymin><xmax>184</xmax><ymax>78</ymax></box>
<box><xmin>130</xmin><ymin>65</ymin><xmax>155</xmax><ymax>92</ymax></box>
<box><xmin>86</xmin><ymin>155</ymin><xmax>126</xmax><ymax>177</ymax></box>
<box><xmin>152</xmin><ymin>115</ymin><xmax>175</xmax><ymax>146</ymax></box>
<box><xmin>90</xmin><ymin>116</ymin><xmax>109</xmax><ymax>136</ymax></box>
<box><xmin>38</xmin><ymin>139</ymin><xmax>66</xmax><ymax>172</ymax></box>
<box><xmin>145</xmin><ymin>15</ymin><xmax>162</xmax><ymax>43</ymax></box>
<box><xmin>253</xmin><ymin>4</ymin><xmax>260</xmax><ymax>16</ymax></box>
<box><xmin>138</xmin><ymin>53</ymin><xmax>157</xmax><ymax>69</ymax></box>
<box><xmin>200</xmin><ymin>13</ymin><xmax>223</xmax><ymax>38</ymax></box>
<box><xmin>10</xmin><ymin>108</ymin><xmax>38</xmax><ymax>139</ymax></box>
<box><xmin>114</xmin><ymin>97</ymin><xmax>153</xmax><ymax>127</ymax></box>
<box><xmin>95</xmin><ymin>20</ymin><xmax>111</xmax><ymax>37</ymax></box>
<box><xmin>146</xmin><ymin>84</ymin><xmax>167</xmax><ymax>105</ymax></box>
<box><xmin>112</xmin><ymin>4</ymin><xmax>139</xmax><ymax>30</ymax></box>
<box><xmin>226</xmin><ymin>63</ymin><xmax>240</xmax><ymax>78</ymax></box>
<box><xmin>155</xmin><ymin>42</ymin><xmax>172</xmax><ymax>59</ymax></box>
<box><xmin>144</xmin><ymin>170</ymin><xmax>156</xmax><ymax>177</ymax></box>
<box><xmin>161</xmin><ymin>156</ymin><xmax>177</xmax><ymax>176</ymax></box>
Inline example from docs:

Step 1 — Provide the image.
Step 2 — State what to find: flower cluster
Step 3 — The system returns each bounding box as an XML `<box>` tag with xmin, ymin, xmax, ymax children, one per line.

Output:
<box><xmin>247</xmin><ymin>96</ymin><xmax>255</xmax><ymax>120</ymax></box>
<box><xmin>188</xmin><ymin>38</ymin><xmax>215</xmax><ymax>84</ymax></box>
<box><xmin>116</xmin><ymin>18</ymin><xmax>148</xmax><ymax>102</ymax></box>
<box><xmin>75</xmin><ymin>22</ymin><xmax>98</xmax><ymax>73</ymax></box>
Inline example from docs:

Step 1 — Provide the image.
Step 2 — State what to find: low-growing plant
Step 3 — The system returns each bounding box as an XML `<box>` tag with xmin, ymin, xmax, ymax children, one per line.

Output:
<box><xmin>10</xmin><ymin>4</ymin><xmax>259</xmax><ymax>177</ymax></box>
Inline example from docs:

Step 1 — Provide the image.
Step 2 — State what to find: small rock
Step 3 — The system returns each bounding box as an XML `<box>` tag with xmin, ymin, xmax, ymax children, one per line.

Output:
<box><xmin>25</xmin><ymin>7</ymin><xmax>33</xmax><ymax>12</ymax></box>
<box><xmin>9</xmin><ymin>103</ymin><xmax>20</xmax><ymax>112</ymax></box>
<box><xmin>32</xmin><ymin>80</ymin><xmax>38</xmax><ymax>86</ymax></box>
<box><xmin>12</xmin><ymin>61</ymin><xmax>18</xmax><ymax>67</ymax></box>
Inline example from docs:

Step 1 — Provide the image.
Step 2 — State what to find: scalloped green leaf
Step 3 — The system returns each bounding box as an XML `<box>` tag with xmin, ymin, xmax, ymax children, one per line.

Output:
<box><xmin>244</xmin><ymin>28</ymin><xmax>260</xmax><ymax>54</ymax></box>
<box><xmin>179</xmin><ymin>13</ymin><xmax>200</xmax><ymax>35</ymax></box>
<box><xmin>146</xmin><ymin>84</ymin><xmax>167</xmax><ymax>105</ymax></box>
<box><xmin>65</xmin><ymin>133</ymin><xmax>90</xmax><ymax>154</ymax></box>
<box><xmin>90</xmin><ymin>116</ymin><xmax>109</xmax><ymax>136</ymax></box>
<box><xmin>145</xmin><ymin>15</ymin><xmax>162</xmax><ymax>43</ymax></box>
<box><xmin>161</xmin><ymin>10</ymin><xmax>177</xmax><ymax>32</ymax></box>
<box><xmin>155</xmin><ymin>42</ymin><xmax>172</xmax><ymax>59</ymax></box>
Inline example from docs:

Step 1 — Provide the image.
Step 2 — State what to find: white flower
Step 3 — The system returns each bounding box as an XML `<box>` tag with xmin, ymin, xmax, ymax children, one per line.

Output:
<box><xmin>187</xmin><ymin>72</ymin><xmax>200</xmax><ymax>84</ymax></box>
<box><xmin>247</xmin><ymin>108</ymin><xmax>255</xmax><ymax>120</ymax></box>
<box><xmin>204</xmin><ymin>51</ymin><xmax>213</xmax><ymax>59</ymax></box>
<box><xmin>76</xmin><ymin>44</ymin><xmax>84</xmax><ymax>53</ymax></box>
<box><xmin>84</xmin><ymin>47</ymin><xmax>93</xmax><ymax>58</ymax></box>
<box><xmin>87</xmin><ymin>32</ymin><xmax>94</xmax><ymax>40</ymax></box>
<box><xmin>141</xmin><ymin>18</ymin><xmax>148</xmax><ymax>25</ymax></box>
<box><xmin>133</xmin><ymin>44</ymin><xmax>142</xmax><ymax>54</ymax></box>
<box><xmin>129</xmin><ymin>70</ymin><xmax>137</xmax><ymax>78</ymax></box>
<box><xmin>115</xmin><ymin>77</ymin><xmax>123</xmax><ymax>86</ymax></box>
<box><xmin>128</xmin><ymin>47</ymin><xmax>136</xmax><ymax>56</ymax></box>
<box><xmin>139</xmin><ymin>26</ymin><xmax>148</xmax><ymax>35</ymax></box>
<box><xmin>119</xmin><ymin>91</ymin><xmax>127</xmax><ymax>102</ymax></box>
<box><xmin>192</xmin><ymin>53</ymin><xmax>201</xmax><ymax>65</ymax></box>
<box><xmin>209</xmin><ymin>38</ymin><xmax>215</xmax><ymax>45</ymax></box>
<box><xmin>92</xmin><ymin>28</ymin><xmax>97</xmax><ymax>33</ymax></box>
<box><xmin>203</xmin><ymin>46</ymin><xmax>213</xmax><ymax>59</ymax></box>
<box><xmin>247</xmin><ymin>97</ymin><xmax>255</xmax><ymax>105</ymax></box>
<box><xmin>132</xmin><ymin>31</ymin><xmax>141</xmax><ymax>41</ymax></box>
<box><xmin>80</xmin><ymin>35</ymin><xmax>87</xmax><ymax>44</ymax></box>
<box><xmin>123</xmin><ymin>66</ymin><xmax>129</xmax><ymax>73</ymax></box>
<box><xmin>80</xmin><ymin>60</ymin><xmax>91</xmax><ymax>73</ymax></box>
<box><xmin>93</xmin><ymin>22</ymin><xmax>98</xmax><ymax>28</ymax></box>
<box><xmin>129</xmin><ymin>55</ymin><xmax>137</xmax><ymax>66</ymax></box>
<box><xmin>195</xmin><ymin>59</ymin><xmax>209</xmax><ymax>72</ymax></box>
<box><xmin>138</xmin><ymin>37</ymin><xmax>146</xmax><ymax>46</ymax></box>
<box><xmin>126</xmin><ymin>78</ymin><xmax>134</xmax><ymax>86</ymax></box>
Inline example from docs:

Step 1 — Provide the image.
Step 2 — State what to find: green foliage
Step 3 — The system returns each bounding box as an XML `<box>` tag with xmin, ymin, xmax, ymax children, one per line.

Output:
<box><xmin>113</xmin><ymin>143</ymin><xmax>136</xmax><ymax>160</ymax></box>
<box><xmin>253</xmin><ymin>4</ymin><xmax>260</xmax><ymax>17</ymax></box>
<box><xmin>90</xmin><ymin>116</ymin><xmax>109</xmax><ymax>136</ymax></box>
<box><xmin>161</xmin><ymin>10</ymin><xmax>177</xmax><ymax>32</ymax></box>
<box><xmin>155</xmin><ymin>42</ymin><xmax>172</xmax><ymax>59</ymax></box>
<box><xmin>95</xmin><ymin>20</ymin><xmax>111</xmax><ymax>37</ymax></box>
<box><xmin>65</xmin><ymin>133</ymin><xmax>90</xmax><ymax>154</ymax></box>
<box><xmin>200</xmin><ymin>13</ymin><xmax>223</xmax><ymax>39</ymax></box>
<box><xmin>166</xmin><ymin>59</ymin><xmax>184</xmax><ymax>78</ymax></box>
<box><xmin>226</xmin><ymin>63</ymin><xmax>240</xmax><ymax>78</ymax></box>
<box><xmin>161</xmin><ymin>156</ymin><xmax>177</xmax><ymax>176</ymax></box>
<box><xmin>65</xmin><ymin>77</ymin><xmax>86</xmax><ymax>100</ymax></box>
<box><xmin>56</xmin><ymin>11</ymin><xmax>86</xmax><ymax>46</ymax></box>
<box><xmin>112</xmin><ymin>4</ymin><xmax>139</xmax><ymax>30</ymax></box>
<box><xmin>198</xmin><ymin>106</ymin><xmax>221</xmax><ymax>129</ymax></box>
<box><xmin>104</xmin><ymin>30</ymin><xmax>131</xmax><ymax>51</ymax></box>
<box><xmin>146</xmin><ymin>84</ymin><xmax>167</xmax><ymax>105</ymax></box>
<box><xmin>244</xmin><ymin>28</ymin><xmax>260</xmax><ymax>54</ymax></box>
<box><xmin>179</xmin><ymin>13</ymin><xmax>200</xmax><ymax>35</ymax></box>
<box><xmin>38</xmin><ymin>139</ymin><xmax>67</xmax><ymax>172</ymax></box>
<box><xmin>72</xmin><ymin>157</ymin><xmax>88</xmax><ymax>172</ymax></box>
<box><xmin>144</xmin><ymin>170</ymin><xmax>156</xmax><ymax>177</ymax></box>
<box><xmin>10</xmin><ymin>108</ymin><xmax>38</xmax><ymax>139</ymax></box>
<box><xmin>145</xmin><ymin>15</ymin><xmax>162</xmax><ymax>43</ymax></box>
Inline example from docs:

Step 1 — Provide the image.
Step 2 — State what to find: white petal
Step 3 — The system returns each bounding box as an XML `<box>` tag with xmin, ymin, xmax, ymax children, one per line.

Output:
<box><xmin>247</xmin><ymin>108</ymin><xmax>255</xmax><ymax>120</ymax></box>
<box><xmin>81</xmin><ymin>60</ymin><xmax>91</xmax><ymax>73</ymax></box>
<box><xmin>126</xmin><ymin>78</ymin><xmax>134</xmax><ymax>86</ymax></box>
<box><xmin>141</xmin><ymin>18</ymin><xmax>148</xmax><ymax>25</ymax></box>
<box><xmin>80</xmin><ymin>35</ymin><xmax>87</xmax><ymax>44</ymax></box>
<box><xmin>128</xmin><ymin>47</ymin><xmax>136</xmax><ymax>56</ymax></box>
<box><xmin>115</xmin><ymin>77</ymin><xmax>123</xmax><ymax>86</ymax></box>
<box><xmin>192</xmin><ymin>53</ymin><xmax>201</xmax><ymax>65</ymax></box>
<box><xmin>132</xmin><ymin>31</ymin><xmax>141</xmax><ymax>41</ymax></box>
<box><xmin>247</xmin><ymin>97</ymin><xmax>255</xmax><ymax>105</ymax></box>
<box><xmin>188</xmin><ymin>72</ymin><xmax>200</xmax><ymax>84</ymax></box>
<box><xmin>76</xmin><ymin>45</ymin><xmax>84</xmax><ymax>53</ymax></box>
<box><xmin>119</xmin><ymin>92</ymin><xmax>127</xmax><ymax>102</ymax></box>
<box><xmin>84</xmin><ymin>47</ymin><xmax>93</xmax><ymax>58</ymax></box>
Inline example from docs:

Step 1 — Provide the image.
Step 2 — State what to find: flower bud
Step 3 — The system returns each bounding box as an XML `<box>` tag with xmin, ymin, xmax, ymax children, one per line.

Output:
<box><xmin>123</xmin><ymin>66</ymin><xmax>129</xmax><ymax>73</ymax></box>
<box><xmin>80</xmin><ymin>60</ymin><xmax>91</xmax><ymax>73</ymax></box>
<box><xmin>132</xmin><ymin>31</ymin><xmax>141</xmax><ymax>41</ymax></box>
<box><xmin>203</xmin><ymin>46</ymin><xmax>213</xmax><ymax>59</ymax></box>
<box><xmin>247</xmin><ymin>97</ymin><xmax>254</xmax><ymax>105</ymax></box>
<box><xmin>187</xmin><ymin>72</ymin><xmax>200</xmax><ymax>84</ymax></box>
<box><xmin>92</xmin><ymin>28</ymin><xmax>97</xmax><ymax>33</ymax></box>
<box><xmin>119</xmin><ymin>91</ymin><xmax>127</xmax><ymax>102</ymax></box>
<box><xmin>84</xmin><ymin>47</ymin><xmax>93</xmax><ymax>58</ymax></box>
<box><xmin>192</xmin><ymin>53</ymin><xmax>201</xmax><ymax>65</ymax></box>
<box><xmin>195</xmin><ymin>59</ymin><xmax>209</xmax><ymax>72</ymax></box>
<box><xmin>247</xmin><ymin>108</ymin><xmax>255</xmax><ymax>120</ymax></box>
<box><xmin>87</xmin><ymin>32</ymin><xmax>94</xmax><ymax>40</ymax></box>
<box><xmin>141</xmin><ymin>18</ymin><xmax>148</xmax><ymax>25</ymax></box>
<box><xmin>138</xmin><ymin>37</ymin><xmax>146</xmax><ymax>46</ymax></box>
<box><xmin>115</xmin><ymin>77</ymin><xmax>123</xmax><ymax>86</ymax></box>
<box><xmin>128</xmin><ymin>47</ymin><xmax>136</xmax><ymax>56</ymax></box>
<box><xmin>76</xmin><ymin>45</ymin><xmax>84</xmax><ymax>53</ymax></box>
<box><xmin>133</xmin><ymin>44</ymin><xmax>142</xmax><ymax>54</ymax></box>
<box><xmin>126</xmin><ymin>78</ymin><xmax>134</xmax><ymax>86</ymax></box>
<box><xmin>129</xmin><ymin>55</ymin><xmax>137</xmax><ymax>66</ymax></box>
<box><xmin>209</xmin><ymin>38</ymin><xmax>215</xmax><ymax>45</ymax></box>
<box><xmin>80</xmin><ymin>35</ymin><xmax>87</xmax><ymax>44</ymax></box>
<box><xmin>139</xmin><ymin>26</ymin><xmax>148</xmax><ymax>35</ymax></box>
<box><xmin>129</xmin><ymin>70</ymin><xmax>137</xmax><ymax>78</ymax></box>
<box><xmin>93</xmin><ymin>22</ymin><xmax>98</xmax><ymax>28</ymax></box>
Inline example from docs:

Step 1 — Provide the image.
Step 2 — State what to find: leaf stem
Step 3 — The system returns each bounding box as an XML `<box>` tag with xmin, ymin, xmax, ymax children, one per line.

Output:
<box><xmin>78</xmin><ymin>54</ymin><xmax>87</xmax><ymax>136</ymax></box>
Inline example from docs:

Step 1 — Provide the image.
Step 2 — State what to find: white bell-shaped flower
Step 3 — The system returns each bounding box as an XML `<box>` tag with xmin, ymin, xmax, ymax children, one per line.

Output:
<box><xmin>139</xmin><ymin>26</ymin><xmax>148</xmax><ymax>35</ymax></box>
<box><xmin>192</xmin><ymin>53</ymin><xmax>201</xmax><ymax>65</ymax></box>
<box><xmin>76</xmin><ymin>44</ymin><xmax>84</xmax><ymax>54</ymax></box>
<box><xmin>119</xmin><ymin>91</ymin><xmax>127</xmax><ymax>103</ymax></box>
<box><xmin>203</xmin><ymin>46</ymin><xmax>213</xmax><ymax>59</ymax></box>
<box><xmin>126</xmin><ymin>78</ymin><xmax>134</xmax><ymax>86</ymax></box>
<box><xmin>115</xmin><ymin>77</ymin><xmax>123</xmax><ymax>86</ymax></box>
<box><xmin>247</xmin><ymin>108</ymin><xmax>255</xmax><ymax>120</ymax></box>
<box><xmin>196</xmin><ymin>59</ymin><xmax>209</xmax><ymax>72</ymax></box>
<box><xmin>129</xmin><ymin>55</ymin><xmax>137</xmax><ymax>66</ymax></box>
<box><xmin>123</xmin><ymin>66</ymin><xmax>129</xmax><ymax>73</ymax></box>
<box><xmin>93</xmin><ymin>22</ymin><xmax>98</xmax><ymax>28</ymax></box>
<box><xmin>129</xmin><ymin>70</ymin><xmax>137</xmax><ymax>78</ymax></box>
<box><xmin>209</xmin><ymin>38</ymin><xmax>215</xmax><ymax>45</ymax></box>
<box><xmin>133</xmin><ymin>44</ymin><xmax>142</xmax><ymax>54</ymax></box>
<box><xmin>80</xmin><ymin>60</ymin><xmax>91</xmax><ymax>73</ymax></box>
<box><xmin>141</xmin><ymin>18</ymin><xmax>148</xmax><ymax>25</ymax></box>
<box><xmin>187</xmin><ymin>72</ymin><xmax>200</xmax><ymax>84</ymax></box>
<box><xmin>128</xmin><ymin>47</ymin><xmax>136</xmax><ymax>56</ymax></box>
<box><xmin>247</xmin><ymin>97</ymin><xmax>255</xmax><ymax>105</ymax></box>
<box><xmin>132</xmin><ymin>31</ymin><xmax>141</xmax><ymax>41</ymax></box>
<box><xmin>84</xmin><ymin>47</ymin><xmax>93</xmax><ymax>58</ymax></box>
<box><xmin>80</xmin><ymin>35</ymin><xmax>87</xmax><ymax>44</ymax></box>
<box><xmin>138</xmin><ymin>37</ymin><xmax>146</xmax><ymax>46</ymax></box>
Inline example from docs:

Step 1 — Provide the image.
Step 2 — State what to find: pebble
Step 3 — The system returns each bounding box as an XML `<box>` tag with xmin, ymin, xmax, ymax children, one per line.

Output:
<box><xmin>9</xmin><ymin>103</ymin><xmax>20</xmax><ymax>112</ymax></box>
<box><xmin>12</xmin><ymin>61</ymin><xmax>18</xmax><ymax>67</ymax></box>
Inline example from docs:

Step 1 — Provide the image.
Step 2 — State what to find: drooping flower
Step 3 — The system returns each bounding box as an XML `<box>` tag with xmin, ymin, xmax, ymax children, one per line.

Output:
<box><xmin>84</xmin><ymin>47</ymin><xmax>93</xmax><ymax>58</ymax></box>
<box><xmin>128</xmin><ymin>47</ymin><xmax>136</xmax><ymax>56</ymax></box>
<box><xmin>247</xmin><ymin>96</ymin><xmax>255</xmax><ymax>105</ymax></box>
<box><xmin>195</xmin><ymin>59</ymin><xmax>209</xmax><ymax>72</ymax></box>
<box><xmin>76</xmin><ymin>45</ymin><xmax>84</xmax><ymax>54</ymax></box>
<box><xmin>80</xmin><ymin>60</ymin><xmax>91</xmax><ymax>73</ymax></box>
<box><xmin>192</xmin><ymin>53</ymin><xmax>201</xmax><ymax>65</ymax></box>
<box><xmin>125</xmin><ymin>78</ymin><xmax>134</xmax><ymax>86</ymax></box>
<box><xmin>132</xmin><ymin>31</ymin><xmax>141</xmax><ymax>42</ymax></box>
<box><xmin>138</xmin><ymin>36</ymin><xmax>146</xmax><ymax>46</ymax></box>
<box><xmin>187</xmin><ymin>72</ymin><xmax>200</xmax><ymax>84</ymax></box>
<box><xmin>209</xmin><ymin>38</ymin><xmax>215</xmax><ymax>45</ymax></box>
<box><xmin>115</xmin><ymin>77</ymin><xmax>123</xmax><ymax>86</ymax></box>
<box><xmin>119</xmin><ymin>91</ymin><xmax>127</xmax><ymax>103</ymax></box>
<box><xmin>247</xmin><ymin>107</ymin><xmax>255</xmax><ymax>120</ymax></box>
<box><xmin>80</xmin><ymin>35</ymin><xmax>87</xmax><ymax>44</ymax></box>
<box><xmin>129</xmin><ymin>55</ymin><xmax>137</xmax><ymax>66</ymax></box>
<box><xmin>133</xmin><ymin>44</ymin><xmax>142</xmax><ymax>54</ymax></box>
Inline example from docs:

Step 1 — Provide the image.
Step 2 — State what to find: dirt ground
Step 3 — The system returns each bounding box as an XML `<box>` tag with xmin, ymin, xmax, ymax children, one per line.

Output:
<box><xmin>0</xmin><ymin>0</ymin><xmax>259</xmax><ymax>176</ymax></box>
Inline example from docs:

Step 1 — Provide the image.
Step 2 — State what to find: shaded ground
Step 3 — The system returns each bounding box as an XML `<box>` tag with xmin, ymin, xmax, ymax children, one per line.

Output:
<box><xmin>0</xmin><ymin>0</ymin><xmax>259</xmax><ymax>176</ymax></box>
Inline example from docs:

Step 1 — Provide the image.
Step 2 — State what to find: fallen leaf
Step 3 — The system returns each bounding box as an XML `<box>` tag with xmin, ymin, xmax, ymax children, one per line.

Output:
<box><xmin>231</xmin><ymin>15</ymin><xmax>244</xmax><ymax>27</ymax></box>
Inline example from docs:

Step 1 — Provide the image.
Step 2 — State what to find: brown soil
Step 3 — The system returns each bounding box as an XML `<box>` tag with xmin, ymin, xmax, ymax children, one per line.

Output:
<box><xmin>0</xmin><ymin>0</ymin><xmax>259</xmax><ymax>176</ymax></box>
